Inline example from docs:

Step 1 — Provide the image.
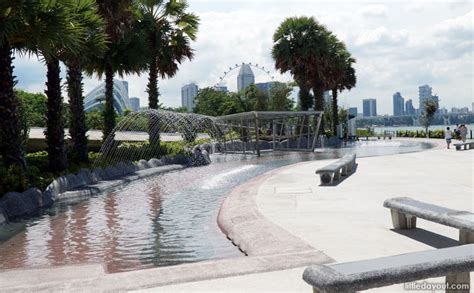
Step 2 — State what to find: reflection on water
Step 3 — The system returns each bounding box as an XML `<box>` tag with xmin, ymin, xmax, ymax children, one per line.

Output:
<box><xmin>0</xmin><ymin>141</ymin><xmax>433</xmax><ymax>273</ymax></box>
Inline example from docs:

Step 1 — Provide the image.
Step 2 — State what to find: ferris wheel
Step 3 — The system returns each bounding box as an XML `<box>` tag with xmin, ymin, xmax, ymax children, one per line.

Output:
<box><xmin>214</xmin><ymin>62</ymin><xmax>275</xmax><ymax>89</ymax></box>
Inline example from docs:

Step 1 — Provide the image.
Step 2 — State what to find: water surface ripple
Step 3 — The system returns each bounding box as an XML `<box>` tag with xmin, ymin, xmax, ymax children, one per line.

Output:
<box><xmin>0</xmin><ymin>141</ymin><xmax>432</xmax><ymax>273</ymax></box>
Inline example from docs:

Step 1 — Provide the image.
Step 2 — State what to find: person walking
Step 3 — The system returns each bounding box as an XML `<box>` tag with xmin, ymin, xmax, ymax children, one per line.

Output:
<box><xmin>444</xmin><ymin>127</ymin><xmax>452</xmax><ymax>149</ymax></box>
<box><xmin>460</xmin><ymin>125</ymin><xmax>468</xmax><ymax>143</ymax></box>
<box><xmin>454</xmin><ymin>124</ymin><xmax>461</xmax><ymax>140</ymax></box>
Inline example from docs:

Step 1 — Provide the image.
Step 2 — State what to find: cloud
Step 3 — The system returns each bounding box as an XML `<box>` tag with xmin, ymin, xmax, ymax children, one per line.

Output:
<box><xmin>358</xmin><ymin>4</ymin><xmax>387</xmax><ymax>17</ymax></box>
<box><xmin>354</xmin><ymin>27</ymin><xmax>409</xmax><ymax>47</ymax></box>
<box><xmin>10</xmin><ymin>1</ymin><xmax>474</xmax><ymax>114</ymax></box>
<box><xmin>434</xmin><ymin>10</ymin><xmax>474</xmax><ymax>41</ymax></box>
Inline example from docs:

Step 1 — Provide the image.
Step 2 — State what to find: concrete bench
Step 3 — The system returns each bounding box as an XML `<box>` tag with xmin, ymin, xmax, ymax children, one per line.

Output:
<box><xmin>383</xmin><ymin>197</ymin><xmax>474</xmax><ymax>244</ymax></box>
<box><xmin>303</xmin><ymin>244</ymin><xmax>474</xmax><ymax>292</ymax></box>
<box><xmin>315</xmin><ymin>154</ymin><xmax>356</xmax><ymax>184</ymax></box>
<box><xmin>339</xmin><ymin>154</ymin><xmax>356</xmax><ymax>176</ymax></box>
<box><xmin>454</xmin><ymin>142</ymin><xmax>474</xmax><ymax>151</ymax></box>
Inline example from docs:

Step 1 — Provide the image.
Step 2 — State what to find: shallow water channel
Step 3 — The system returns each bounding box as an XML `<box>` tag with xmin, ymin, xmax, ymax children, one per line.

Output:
<box><xmin>0</xmin><ymin>140</ymin><xmax>433</xmax><ymax>273</ymax></box>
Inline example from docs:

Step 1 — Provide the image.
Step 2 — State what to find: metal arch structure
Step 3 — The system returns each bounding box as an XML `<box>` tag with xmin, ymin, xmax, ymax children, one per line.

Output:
<box><xmin>213</xmin><ymin>62</ymin><xmax>275</xmax><ymax>89</ymax></box>
<box><xmin>215</xmin><ymin>111</ymin><xmax>324</xmax><ymax>156</ymax></box>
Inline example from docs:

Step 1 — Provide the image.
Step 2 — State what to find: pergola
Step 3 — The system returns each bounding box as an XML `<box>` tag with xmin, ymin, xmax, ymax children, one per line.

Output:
<box><xmin>214</xmin><ymin>111</ymin><xmax>323</xmax><ymax>156</ymax></box>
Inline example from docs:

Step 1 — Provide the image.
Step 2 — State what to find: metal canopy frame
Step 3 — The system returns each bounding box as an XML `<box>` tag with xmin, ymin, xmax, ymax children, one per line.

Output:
<box><xmin>215</xmin><ymin>111</ymin><xmax>323</xmax><ymax>156</ymax></box>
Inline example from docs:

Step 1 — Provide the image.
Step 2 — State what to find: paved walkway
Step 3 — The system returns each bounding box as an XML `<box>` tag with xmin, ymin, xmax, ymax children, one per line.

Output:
<box><xmin>151</xmin><ymin>141</ymin><xmax>473</xmax><ymax>292</ymax></box>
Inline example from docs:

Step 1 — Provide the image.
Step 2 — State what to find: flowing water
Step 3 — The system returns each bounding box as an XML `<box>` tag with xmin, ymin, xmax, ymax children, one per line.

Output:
<box><xmin>0</xmin><ymin>140</ymin><xmax>433</xmax><ymax>273</ymax></box>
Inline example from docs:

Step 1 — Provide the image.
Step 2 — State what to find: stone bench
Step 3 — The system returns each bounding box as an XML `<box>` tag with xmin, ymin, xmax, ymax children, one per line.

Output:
<box><xmin>315</xmin><ymin>154</ymin><xmax>356</xmax><ymax>184</ymax></box>
<box><xmin>454</xmin><ymin>142</ymin><xmax>474</xmax><ymax>151</ymax></box>
<box><xmin>303</xmin><ymin>244</ymin><xmax>474</xmax><ymax>292</ymax></box>
<box><xmin>383</xmin><ymin>197</ymin><xmax>474</xmax><ymax>244</ymax></box>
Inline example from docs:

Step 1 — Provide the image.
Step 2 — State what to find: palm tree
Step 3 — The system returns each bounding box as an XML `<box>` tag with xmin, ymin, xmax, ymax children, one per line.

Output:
<box><xmin>64</xmin><ymin>0</ymin><xmax>107</xmax><ymax>164</ymax></box>
<box><xmin>93</xmin><ymin>0</ymin><xmax>146</xmax><ymax>140</ymax></box>
<box><xmin>272</xmin><ymin>16</ymin><xmax>334</xmax><ymax>112</ymax></box>
<box><xmin>137</xmin><ymin>0</ymin><xmax>199</xmax><ymax>110</ymax></box>
<box><xmin>0</xmin><ymin>1</ymin><xmax>26</xmax><ymax>170</ymax></box>
<box><xmin>326</xmin><ymin>37</ymin><xmax>356</xmax><ymax>134</ymax></box>
<box><xmin>0</xmin><ymin>0</ymin><xmax>80</xmax><ymax>171</ymax></box>
<box><xmin>39</xmin><ymin>0</ymin><xmax>98</xmax><ymax>172</ymax></box>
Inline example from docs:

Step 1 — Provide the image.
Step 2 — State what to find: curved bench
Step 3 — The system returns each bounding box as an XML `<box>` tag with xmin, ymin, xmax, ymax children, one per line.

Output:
<box><xmin>383</xmin><ymin>197</ymin><xmax>474</xmax><ymax>244</ymax></box>
<box><xmin>303</xmin><ymin>244</ymin><xmax>474</xmax><ymax>292</ymax></box>
<box><xmin>315</xmin><ymin>154</ymin><xmax>356</xmax><ymax>184</ymax></box>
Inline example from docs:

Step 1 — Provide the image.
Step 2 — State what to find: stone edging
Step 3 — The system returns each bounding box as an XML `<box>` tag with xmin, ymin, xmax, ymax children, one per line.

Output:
<box><xmin>0</xmin><ymin>144</ymin><xmax>213</xmax><ymax>225</ymax></box>
<box><xmin>217</xmin><ymin>162</ymin><xmax>332</xmax><ymax>257</ymax></box>
<box><xmin>0</xmin><ymin>250</ymin><xmax>332</xmax><ymax>292</ymax></box>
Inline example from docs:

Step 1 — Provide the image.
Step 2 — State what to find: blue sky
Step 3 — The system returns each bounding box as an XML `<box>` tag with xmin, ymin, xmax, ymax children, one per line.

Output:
<box><xmin>13</xmin><ymin>0</ymin><xmax>473</xmax><ymax>115</ymax></box>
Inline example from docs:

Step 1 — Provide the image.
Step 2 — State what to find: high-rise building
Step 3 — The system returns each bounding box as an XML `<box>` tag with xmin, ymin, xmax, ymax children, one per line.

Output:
<box><xmin>472</xmin><ymin>102</ymin><xmax>474</xmax><ymax>113</ymax></box>
<box><xmin>392</xmin><ymin>92</ymin><xmax>405</xmax><ymax>116</ymax></box>
<box><xmin>405</xmin><ymin>99</ymin><xmax>416</xmax><ymax>115</ymax></box>
<box><xmin>84</xmin><ymin>79</ymin><xmax>131</xmax><ymax>114</ymax></box>
<box><xmin>215</xmin><ymin>85</ymin><xmax>228</xmax><ymax>93</ymax></box>
<box><xmin>348</xmin><ymin>107</ymin><xmax>358</xmax><ymax>118</ymax></box>
<box><xmin>255</xmin><ymin>81</ymin><xmax>284</xmax><ymax>96</ymax></box>
<box><xmin>418</xmin><ymin>84</ymin><xmax>432</xmax><ymax>108</ymax></box>
<box><xmin>129</xmin><ymin>97</ymin><xmax>140</xmax><ymax>111</ymax></box>
<box><xmin>237</xmin><ymin>63</ymin><xmax>255</xmax><ymax>91</ymax></box>
<box><xmin>451</xmin><ymin>107</ymin><xmax>469</xmax><ymax>114</ymax></box>
<box><xmin>181</xmin><ymin>83</ymin><xmax>198</xmax><ymax>112</ymax></box>
<box><xmin>362</xmin><ymin>99</ymin><xmax>377</xmax><ymax>117</ymax></box>
<box><xmin>431</xmin><ymin>95</ymin><xmax>440</xmax><ymax>112</ymax></box>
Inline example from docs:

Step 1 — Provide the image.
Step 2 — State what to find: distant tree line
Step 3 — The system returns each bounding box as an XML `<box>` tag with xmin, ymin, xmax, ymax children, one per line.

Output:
<box><xmin>193</xmin><ymin>83</ymin><xmax>294</xmax><ymax>116</ymax></box>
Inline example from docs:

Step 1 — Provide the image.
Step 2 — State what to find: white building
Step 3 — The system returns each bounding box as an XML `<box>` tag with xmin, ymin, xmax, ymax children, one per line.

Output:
<box><xmin>84</xmin><ymin>79</ymin><xmax>131</xmax><ymax>114</ymax></box>
<box><xmin>181</xmin><ymin>83</ymin><xmax>198</xmax><ymax>112</ymax></box>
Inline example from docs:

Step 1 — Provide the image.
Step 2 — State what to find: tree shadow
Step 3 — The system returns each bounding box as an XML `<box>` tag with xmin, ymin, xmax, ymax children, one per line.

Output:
<box><xmin>390</xmin><ymin>228</ymin><xmax>459</xmax><ymax>248</ymax></box>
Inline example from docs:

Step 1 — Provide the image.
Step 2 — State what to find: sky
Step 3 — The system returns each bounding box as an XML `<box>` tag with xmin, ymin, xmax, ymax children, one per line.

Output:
<box><xmin>12</xmin><ymin>0</ymin><xmax>473</xmax><ymax>115</ymax></box>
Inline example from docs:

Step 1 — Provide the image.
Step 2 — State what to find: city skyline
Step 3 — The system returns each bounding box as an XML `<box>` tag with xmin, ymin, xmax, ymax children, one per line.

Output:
<box><xmin>11</xmin><ymin>1</ymin><xmax>473</xmax><ymax>115</ymax></box>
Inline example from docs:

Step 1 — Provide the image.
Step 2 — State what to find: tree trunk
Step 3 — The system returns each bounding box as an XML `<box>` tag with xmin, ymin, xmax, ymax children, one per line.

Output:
<box><xmin>45</xmin><ymin>57</ymin><xmax>67</xmax><ymax>172</ymax></box>
<box><xmin>313</xmin><ymin>86</ymin><xmax>325</xmax><ymax>134</ymax></box>
<box><xmin>147</xmin><ymin>54</ymin><xmax>161</xmax><ymax>145</ymax></box>
<box><xmin>103</xmin><ymin>62</ymin><xmax>115</xmax><ymax>140</ymax></box>
<box><xmin>147</xmin><ymin>55</ymin><xmax>159</xmax><ymax>109</ymax></box>
<box><xmin>0</xmin><ymin>42</ymin><xmax>26</xmax><ymax>169</ymax></box>
<box><xmin>313</xmin><ymin>86</ymin><xmax>324</xmax><ymax>112</ymax></box>
<box><xmin>332</xmin><ymin>88</ymin><xmax>338</xmax><ymax>135</ymax></box>
<box><xmin>66</xmin><ymin>60</ymin><xmax>88</xmax><ymax>163</ymax></box>
<box><xmin>297</xmin><ymin>81</ymin><xmax>312</xmax><ymax>111</ymax></box>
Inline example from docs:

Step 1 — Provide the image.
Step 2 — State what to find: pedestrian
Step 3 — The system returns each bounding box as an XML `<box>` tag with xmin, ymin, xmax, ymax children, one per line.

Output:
<box><xmin>454</xmin><ymin>124</ymin><xmax>461</xmax><ymax>140</ymax></box>
<box><xmin>444</xmin><ymin>127</ymin><xmax>452</xmax><ymax>149</ymax></box>
<box><xmin>460</xmin><ymin>124</ymin><xmax>467</xmax><ymax>143</ymax></box>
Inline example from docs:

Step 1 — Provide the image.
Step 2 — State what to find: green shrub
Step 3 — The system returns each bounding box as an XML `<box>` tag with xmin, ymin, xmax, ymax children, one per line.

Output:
<box><xmin>395</xmin><ymin>129</ymin><xmax>446</xmax><ymax>138</ymax></box>
<box><xmin>1</xmin><ymin>138</ymin><xmax>206</xmax><ymax>197</ymax></box>
<box><xmin>26</xmin><ymin>151</ymin><xmax>49</xmax><ymax>171</ymax></box>
<box><xmin>356</xmin><ymin>128</ymin><xmax>373</xmax><ymax>137</ymax></box>
<box><xmin>27</xmin><ymin>166</ymin><xmax>56</xmax><ymax>191</ymax></box>
<box><xmin>0</xmin><ymin>165</ymin><xmax>27</xmax><ymax>196</ymax></box>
